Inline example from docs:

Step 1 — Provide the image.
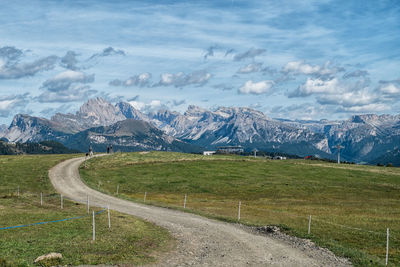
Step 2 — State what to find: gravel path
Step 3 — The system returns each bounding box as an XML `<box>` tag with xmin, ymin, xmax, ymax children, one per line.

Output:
<box><xmin>49</xmin><ymin>156</ymin><xmax>352</xmax><ymax>267</ymax></box>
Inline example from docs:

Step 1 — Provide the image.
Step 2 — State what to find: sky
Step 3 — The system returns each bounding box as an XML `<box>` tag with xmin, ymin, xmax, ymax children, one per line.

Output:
<box><xmin>0</xmin><ymin>0</ymin><xmax>400</xmax><ymax>125</ymax></box>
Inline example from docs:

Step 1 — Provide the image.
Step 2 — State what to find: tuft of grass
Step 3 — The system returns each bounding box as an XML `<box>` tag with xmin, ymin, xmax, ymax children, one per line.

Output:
<box><xmin>0</xmin><ymin>154</ymin><xmax>174</xmax><ymax>266</ymax></box>
<box><xmin>81</xmin><ymin>151</ymin><xmax>400</xmax><ymax>267</ymax></box>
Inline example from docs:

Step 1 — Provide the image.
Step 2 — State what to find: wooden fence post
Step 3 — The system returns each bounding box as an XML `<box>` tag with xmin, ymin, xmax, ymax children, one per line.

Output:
<box><xmin>108</xmin><ymin>205</ymin><xmax>111</xmax><ymax>229</ymax></box>
<box><xmin>238</xmin><ymin>201</ymin><xmax>241</xmax><ymax>221</ymax></box>
<box><xmin>386</xmin><ymin>228</ymin><xmax>389</xmax><ymax>265</ymax></box>
<box><xmin>92</xmin><ymin>210</ymin><xmax>95</xmax><ymax>241</ymax></box>
<box><xmin>87</xmin><ymin>195</ymin><xmax>90</xmax><ymax>214</ymax></box>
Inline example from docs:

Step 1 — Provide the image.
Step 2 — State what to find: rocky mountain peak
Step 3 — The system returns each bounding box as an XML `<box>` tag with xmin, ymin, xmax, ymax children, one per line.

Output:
<box><xmin>217</xmin><ymin>106</ymin><xmax>269</xmax><ymax>121</ymax></box>
<box><xmin>116</xmin><ymin>102</ymin><xmax>148</xmax><ymax>121</ymax></box>
<box><xmin>152</xmin><ymin>109</ymin><xmax>180</xmax><ymax>123</ymax></box>
<box><xmin>350</xmin><ymin>114</ymin><xmax>379</xmax><ymax>124</ymax></box>
<box><xmin>10</xmin><ymin>114</ymin><xmax>51</xmax><ymax>130</ymax></box>
<box><xmin>79</xmin><ymin>97</ymin><xmax>125</xmax><ymax>122</ymax></box>
<box><xmin>2</xmin><ymin>114</ymin><xmax>64</xmax><ymax>143</ymax></box>
<box><xmin>185</xmin><ymin>105</ymin><xmax>209</xmax><ymax>116</ymax></box>
<box><xmin>51</xmin><ymin>98</ymin><xmax>126</xmax><ymax>133</ymax></box>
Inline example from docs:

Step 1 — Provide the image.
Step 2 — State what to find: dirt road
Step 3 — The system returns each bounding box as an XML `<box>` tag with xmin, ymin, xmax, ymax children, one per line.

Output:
<box><xmin>49</xmin><ymin>156</ymin><xmax>351</xmax><ymax>266</ymax></box>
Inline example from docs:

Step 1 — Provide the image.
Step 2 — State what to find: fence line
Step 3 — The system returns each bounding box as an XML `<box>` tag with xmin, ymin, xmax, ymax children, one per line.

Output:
<box><xmin>312</xmin><ymin>217</ymin><xmax>387</xmax><ymax>236</ymax></box>
<box><xmin>133</xmin><ymin>193</ymin><xmax>399</xmax><ymax>242</ymax></box>
<box><xmin>0</xmin><ymin>209</ymin><xmax>105</xmax><ymax>231</ymax></box>
<box><xmin>3</xmin><ymin>187</ymin><xmax>398</xmax><ymax>244</ymax></box>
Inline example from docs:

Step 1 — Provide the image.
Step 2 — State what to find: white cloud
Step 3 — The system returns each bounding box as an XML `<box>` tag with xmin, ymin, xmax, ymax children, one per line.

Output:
<box><xmin>283</xmin><ymin>61</ymin><xmax>321</xmax><ymax>75</ymax></box>
<box><xmin>37</xmin><ymin>85</ymin><xmax>97</xmax><ymax>103</ymax></box>
<box><xmin>52</xmin><ymin>70</ymin><xmax>89</xmax><ymax>82</ymax></box>
<box><xmin>289</xmin><ymin>78</ymin><xmax>340</xmax><ymax>97</ymax></box>
<box><xmin>237</xmin><ymin>63</ymin><xmax>262</xmax><ymax>74</ymax></box>
<box><xmin>238</xmin><ymin>80</ymin><xmax>274</xmax><ymax>95</ymax></box>
<box><xmin>0</xmin><ymin>94</ymin><xmax>29</xmax><ymax>117</ymax></box>
<box><xmin>336</xmin><ymin>103</ymin><xmax>387</xmax><ymax>113</ymax></box>
<box><xmin>270</xmin><ymin>103</ymin><xmax>329</xmax><ymax>120</ymax></box>
<box><xmin>0</xmin><ymin>55</ymin><xmax>58</xmax><ymax>79</ymax></box>
<box><xmin>110</xmin><ymin>72</ymin><xmax>152</xmax><ymax>87</ymax></box>
<box><xmin>234</xmin><ymin>48</ymin><xmax>266</xmax><ymax>61</ymax></box>
<box><xmin>317</xmin><ymin>89</ymin><xmax>378</xmax><ymax>107</ymax></box>
<box><xmin>160</xmin><ymin>73</ymin><xmax>179</xmax><ymax>86</ymax></box>
<box><xmin>128</xmin><ymin>99</ymin><xmax>166</xmax><ymax>113</ymax></box>
<box><xmin>380</xmin><ymin>83</ymin><xmax>400</xmax><ymax>95</ymax></box>
<box><xmin>128</xmin><ymin>100</ymin><xmax>146</xmax><ymax>110</ymax></box>
<box><xmin>40</xmin><ymin>70</ymin><xmax>95</xmax><ymax>94</ymax></box>
<box><xmin>283</xmin><ymin>61</ymin><xmax>343</xmax><ymax>76</ymax></box>
<box><xmin>149</xmin><ymin>100</ymin><xmax>162</xmax><ymax>108</ymax></box>
<box><xmin>157</xmin><ymin>70</ymin><xmax>211</xmax><ymax>87</ymax></box>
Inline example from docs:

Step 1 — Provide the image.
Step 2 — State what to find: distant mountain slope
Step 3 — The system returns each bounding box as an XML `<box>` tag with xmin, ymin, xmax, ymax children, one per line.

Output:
<box><xmin>0</xmin><ymin>124</ymin><xmax>6</xmax><ymax>135</ymax></box>
<box><xmin>65</xmin><ymin>119</ymin><xmax>202</xmax><ymax>153</ymax></box>
<box><xmin>0</xmin><ymin>140</ymin><xmax>80</xmax><ymax>155</ymax></box>
<box><xmin>1</xmin><ymin>114</ymin><xmax>72</xmax><ymax>143</ymax></box>
<box><xmin>297</xmin><ymin>114</ymin><xmax>400</xmax><ymax>163</ymax></box>
<box><xmin>370</xmin><ymin>148</ymin><xmax>400</xmax><ymax>166</ymax></box>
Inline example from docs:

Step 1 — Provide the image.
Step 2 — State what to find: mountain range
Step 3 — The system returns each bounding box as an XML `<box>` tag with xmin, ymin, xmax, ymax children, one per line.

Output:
<box><xmin>0</xmin><ymin>97</ymin><xmax>399</xmax><ymax>165</ymax></box>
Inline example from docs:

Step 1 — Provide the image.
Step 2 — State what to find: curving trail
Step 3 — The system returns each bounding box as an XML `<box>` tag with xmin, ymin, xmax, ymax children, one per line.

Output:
<box><xmin>49</xmin><ymin>156</ymin><xmax>351</xmax><ymax>267</ymax></box>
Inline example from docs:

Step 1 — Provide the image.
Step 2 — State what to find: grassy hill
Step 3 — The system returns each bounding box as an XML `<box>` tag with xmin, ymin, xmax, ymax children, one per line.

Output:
<box><xmin>81</xmin><ymin>152</ymin><xmax>400</xmax><ymax>267</ymax></box>
<box><xmin>0</xmin><ymin>154</ymin><xmax>172</xmax><ymax>266</ymax></box>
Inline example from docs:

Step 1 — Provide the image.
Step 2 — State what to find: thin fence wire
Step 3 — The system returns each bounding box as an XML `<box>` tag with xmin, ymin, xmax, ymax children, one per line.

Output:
<box><xmin>0</xmin><ymin>188</ymin><xmax>105</xmax><ymax>231</ymax></box>
<box><xmin>125</xmin><ymin>191</ymin><xmax>399</xmax><ymax>243</ymax></box>
<box><xmin>2</xmin><ymin>186</ymin><xmax>398</xmax><ymax>254</ymax></box>
<box><xmin>0</xmin><ymin>207</ymin><xmax>105</xmax><ymax>231</ymax></box>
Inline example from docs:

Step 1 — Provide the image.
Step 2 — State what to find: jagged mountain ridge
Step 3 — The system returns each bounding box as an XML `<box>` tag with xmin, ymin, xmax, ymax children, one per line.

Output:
<box><xmin>1</xmin><ymin>114</ymin><xmax>72</xmax><ymax>143</ymax></box>
<box><xmin>279</xmin><ymin>114</ymin><xmax>400</xmax><ymax>162</ymax></box>
<box><xmin>146</xmin><ymin>105</ymin><xmax>329</xmax><ymax>156</ymax></box>
<box><xmin>65</xmin><ymin>119</ymin><xmax>202</xmax><ymax>153</ymax></box>
<box><xmin>51</xmin><ymin>97</ymin><xmax>126</xmax><ymax>133</ymax></box>
<box><xmin>1</xmin><ymin>97</ymin><xmax>399</xmax><ymax>164</ymax></box>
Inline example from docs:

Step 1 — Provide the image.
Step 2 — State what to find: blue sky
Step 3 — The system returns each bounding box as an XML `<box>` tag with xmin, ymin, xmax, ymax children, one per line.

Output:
<box><xmin>0</xmin><ymin>0</ymin><xmax>400</xmax><ymax>124</ymax></box>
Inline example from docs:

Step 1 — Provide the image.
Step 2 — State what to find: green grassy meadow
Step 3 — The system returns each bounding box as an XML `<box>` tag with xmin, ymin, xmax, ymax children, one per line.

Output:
<box><xmin>0</xmin><ymin>154</ymin><xmax>173</xmax><ymax>266</ymax></box>
<box><xmin>81</xmin><ymin>152</ymin><xmax>400</xmax><ymax>267</ymax></box>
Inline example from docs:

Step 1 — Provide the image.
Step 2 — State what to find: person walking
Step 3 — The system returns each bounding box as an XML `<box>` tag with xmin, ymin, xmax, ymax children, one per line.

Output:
<box><xmin>107</xmin><ymin>145</ymin><xmax>110</xmax><ymax>154</ymax></box>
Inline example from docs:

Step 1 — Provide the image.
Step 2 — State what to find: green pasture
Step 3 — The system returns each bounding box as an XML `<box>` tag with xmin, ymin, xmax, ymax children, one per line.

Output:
<box><xmin>81</xmin><ymin>152</ymin><xmax>400</xmax><ymax>267</ymax></box>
